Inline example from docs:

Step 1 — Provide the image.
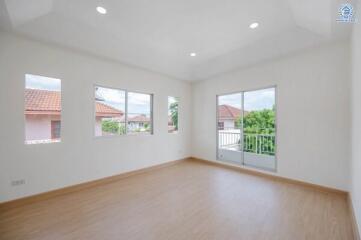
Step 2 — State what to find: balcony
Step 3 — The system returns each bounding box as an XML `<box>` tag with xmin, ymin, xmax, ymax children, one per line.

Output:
<box><xmin>218</xmin><ymin>128</ymin><xmax>276</xmax><ymax>170</ymax></box>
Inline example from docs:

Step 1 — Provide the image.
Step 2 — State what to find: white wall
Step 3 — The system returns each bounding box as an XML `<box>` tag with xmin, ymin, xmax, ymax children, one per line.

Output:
<box><xmin>191</xmin><ymin>41</ymin><xmax>351</xmax><ymax>190</ymax></box>
<box><xmin>351</xmin><ymin>2</ymin><xmax>361</xmax><ymax>234</ymax></box>
<box><xmin>0</xmin><ymin>32</ymin><xmax>192</xmax><ymax>203</ymax></box>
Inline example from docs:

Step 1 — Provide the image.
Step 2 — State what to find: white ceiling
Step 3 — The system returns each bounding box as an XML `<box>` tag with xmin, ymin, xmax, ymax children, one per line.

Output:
<box><xmin>0</xmin><ymin>0</ymin><xmax>355</xmax><ymax>81</ymax></box>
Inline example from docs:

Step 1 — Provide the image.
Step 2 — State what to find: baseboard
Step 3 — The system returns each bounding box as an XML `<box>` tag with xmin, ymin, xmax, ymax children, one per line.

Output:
<box><xmin>348</xmin><ymin>194</ymin><xmax>361</xmax><ymax>240</ymax></box>
<box><xmin>0</xmin><ymin>157</ymin><xmax>189</xmax><ymax>211</ymax></box>
<box><xmin>189</xmin><ymin>157</ymin><xmax>348</xmax><ymax>195</ymax></box>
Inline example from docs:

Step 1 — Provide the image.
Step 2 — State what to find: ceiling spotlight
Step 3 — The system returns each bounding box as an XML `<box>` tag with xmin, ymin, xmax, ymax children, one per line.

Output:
<box><xmin>96</xmin><ymin>6</ymin><xmax>107</xmax><ymax>14</ymax></box>
<box><xmin>249</xmin><ymin>22</ymin><xmax>259</xmax><ymax>29</ymax></box>
<box><xmin>190</xmin><ymin>52</ymin><xmax>197</xmax><ymax>57</ymax></box>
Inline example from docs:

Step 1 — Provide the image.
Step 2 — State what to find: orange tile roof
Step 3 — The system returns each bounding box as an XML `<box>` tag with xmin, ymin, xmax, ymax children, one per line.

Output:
<box><xmin>25</xmin><ymin>89</ymin><xmax>122</xmax><ymax>117</ymax></box>
<box><xmin>218</xmin><ymin>104</ymin><xmax>244</xmax><ymax>120</ymax></box>
<box><xmin>95</xmin><ymin>102</ymin><xmax>123</xmax><ymax>117</ymax></box>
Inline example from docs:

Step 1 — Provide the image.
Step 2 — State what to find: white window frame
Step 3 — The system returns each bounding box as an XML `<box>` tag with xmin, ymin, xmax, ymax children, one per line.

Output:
<box><xmin>24</xmin><ymin>73</ymin><xmax>62</xmax><ymax>145</ymax></box>
<box><xmin>168</xmin><ymin>96</ymin><xmax>179</xmax><ymax>134</ymax></box>
<box><xmin>94</xmin><ymin>84</ymin><xmax>154</xmax><ymax>138</ymax></box>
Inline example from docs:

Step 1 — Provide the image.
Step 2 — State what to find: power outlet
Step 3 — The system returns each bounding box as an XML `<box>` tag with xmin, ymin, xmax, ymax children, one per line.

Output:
<box><xmin>11</xmin><ymin>179</ymin><xmax>25</xmax><ymax>186</ymax></box>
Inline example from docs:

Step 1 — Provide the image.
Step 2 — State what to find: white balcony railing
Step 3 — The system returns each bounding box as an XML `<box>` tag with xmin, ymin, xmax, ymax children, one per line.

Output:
<box><xmin>218</xmin><ymin>129</ymin><xmax>275</xmax><ymax>156</ymax></box>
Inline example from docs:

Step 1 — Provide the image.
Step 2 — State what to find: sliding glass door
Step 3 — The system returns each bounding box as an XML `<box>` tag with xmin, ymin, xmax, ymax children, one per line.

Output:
<box><xmin>217</xmin><ymin>87</ymin><xmax>276</xmax><ymax>171</ymax></box>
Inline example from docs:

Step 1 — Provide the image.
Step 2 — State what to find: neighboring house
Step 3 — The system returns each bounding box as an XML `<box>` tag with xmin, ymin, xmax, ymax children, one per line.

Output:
<box><xmin>218</xmin><ymin>104</ymin><xmax>248</xmax><ymax>129</ymax></box>
<box><xmin>218</xmin><ymin>104</ymin><xmax>241</xmax><ymax>129</ymax></box>
<box><xmin>127</xmin><ymin>114</ymin><xmax>150</xmax><ymax>131</ymax></box>
<box><xmin>25</xmin><ymin>89</ymin><xmax>123</xmax><ymax>142</ymax></box>
<box><xmin>217</xmin><ymin>105</ymin><xmax>249</xmax><ymax>150</ymax></box>
<box><xmin>94</xmin><ymin>101</ymin><xmax>124</xmax><ymax>136</ymax></box>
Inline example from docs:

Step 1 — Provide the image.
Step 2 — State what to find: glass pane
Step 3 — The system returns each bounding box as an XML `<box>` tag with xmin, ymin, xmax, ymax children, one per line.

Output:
<box><xmin>127</xmin><ymin>92</ymin><xmax>152</xmax><ymax>134</ymax></box>
<box><xmin>217</xmin><ymin>92</ymin><xmax>243</xmax><ymax>163</ymax></box>
<box><xmin>95</xmin><ymin>86</ymin><xmax>125</xmax><ymax>136</ymax></box>
<box><xmin>168</xmin><ymin>96</ymin><xmax>179</xmax><ymax>133</ymax></box>
<box><xmin>243</xmin><ymin>88</ymin><xmax>276</xmax><ymax>170</ymax></box>
<box><xmin>25</xmin><ymin>74</ymin><xmax>61</xmax><ymax>144</ymax></box>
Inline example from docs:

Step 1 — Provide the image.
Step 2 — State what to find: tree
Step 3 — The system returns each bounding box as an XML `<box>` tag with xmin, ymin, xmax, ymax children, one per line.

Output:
<box><xmin>235</xmin><ymin>108</ymin><xmax>275</xmax><ymax>134</ymax></box>
<box><xmin>234</xmin><ymin>108</ymin><xmax>276</xmax><ymax>155</ymax></box>
<box><xmin>235</xmin><ymin>116</ymin><xmax>242</xmax><ymax>129</ymax></box>
<box><xmin>243</xmin><ymin>109</ymin><xmax>275</xmax><ymax>134</ymax></box>
<box><xmin>102</xmin><ymin>119</ymin><xmax>125</xmax><ymax>134</ymax></box>
<box><xmin>169</xmin><ymin>102</ymin><xmax>178</xmax><ymax>130</ymax></box>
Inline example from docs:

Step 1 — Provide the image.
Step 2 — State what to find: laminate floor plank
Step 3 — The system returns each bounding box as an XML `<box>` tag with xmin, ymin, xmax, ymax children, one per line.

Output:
<box><xmin>0</xmin><ymin>160</ymin><xmax>354</xmax><ymax>240</ymax></box>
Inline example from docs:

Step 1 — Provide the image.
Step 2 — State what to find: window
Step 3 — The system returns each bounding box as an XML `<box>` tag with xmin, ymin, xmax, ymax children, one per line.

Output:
<box><xmin>94</xmin><ymin>86</ymin><xmax>153</xmax><ymax>136</ymax></box>
<box><xmin>127</xmin><ymin>92</ymin><xmax>152</xmax><ymax>134</ymax></box>
<box><xmin>51</xmin><ymin>121</ymin><xmax>61</xmax><ymax>139</ymax></box>
<box><xmin>94</xmin><ymin>86</ymin><xmax>125</xmax><ymax>136</ymax></box>
<box><xmin>168</xmin><ymin>96</ymin><xmax>179</xmax><ymax>133</ymax></box>
<box><xmin>25</xmin><ymin>74</ymin><xmax>61</xmax><ymax>144</ymax></box>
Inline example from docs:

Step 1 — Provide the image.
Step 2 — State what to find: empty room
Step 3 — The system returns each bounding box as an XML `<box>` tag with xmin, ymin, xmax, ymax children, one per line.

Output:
<box><xmin>0</xmin><ymin>0</ymin><xmax>360</xmax><ymax>239</ymax></box>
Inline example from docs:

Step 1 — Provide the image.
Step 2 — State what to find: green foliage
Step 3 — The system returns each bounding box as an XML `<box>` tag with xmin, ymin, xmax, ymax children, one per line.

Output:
<box><xmin>235</xmin><ymin>116</ymin><xmax>242</xmax><ymax>129</ymax></box>
<box><xmin>235</xmin><ymin>108</ymin><xmax>276</xmax><ymax>155</ymax></box>
<box><xmin>118</xmin><ymin>125</ymin><xmax>126</xmax><ymax>134</ymax></box>
<box><xmin>235</xmin><ymin>108</ymin><xmax>275</xmax><ymax>134</ymax></box>
<box><xmin>243</xmin><ymin>109</ymin><xmax>275</xmax><ymax>134</ymax></box>
<box><xmin>102</xmin><ymin>119</ymin><xmax>125</xmax><ymax>135</ymax></box>
<box><xmin>170</xmin><ymin>102</ymin><xmax>178</xmax><ymax>130</ymax></box>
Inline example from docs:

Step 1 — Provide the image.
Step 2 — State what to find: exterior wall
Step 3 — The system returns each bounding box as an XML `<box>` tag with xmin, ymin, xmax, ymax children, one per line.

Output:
<box><xmin>25</xmin><ymin>115</ymin><xmax>60</xmax><ymax>141</ymax></box>
<box><xmin>351</xmin><ymin>2</ymin><xmax>361</xmax><ymax>234</ymax></box>
<box><xmin>95</xmin><ymin>117</ymin><xmax>102</xmax><ymax>136</ymax></box>
<box><xmin>192</xmin><ymin>41</ymin><xmax>351</xmax><ymax>190</ymax></box>
<box><xmin>0</xmin><ymin>32</ymin><xmax>192</xmax><ymax>203</ymax></box>
<box><xmin>218</xmin><ymin>119</ymin><xmax>235</xmax><ymax>129</ymax></box>
<box><xmin>223</xmin><ymin>119</ymin><xmax>235</xmax><ymax>129</ymax></box>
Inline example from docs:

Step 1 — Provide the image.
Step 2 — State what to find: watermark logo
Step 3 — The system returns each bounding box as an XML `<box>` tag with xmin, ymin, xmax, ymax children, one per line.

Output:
<box><xmin>337</xmin><ymin>3</ymin><xmax>355</xmax><ymax>23</ymax></box>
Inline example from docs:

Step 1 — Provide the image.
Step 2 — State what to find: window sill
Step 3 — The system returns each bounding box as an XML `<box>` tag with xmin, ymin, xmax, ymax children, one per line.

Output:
<box><xmin>25</xmin><ymin>139</ymin><xmax>61</xmax><ymax>145</ymax></box>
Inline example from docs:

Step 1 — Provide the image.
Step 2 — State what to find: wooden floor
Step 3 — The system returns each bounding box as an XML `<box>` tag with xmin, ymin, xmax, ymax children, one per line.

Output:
<box><xmin>0</xmin><ymin>160</ymin><xmax>354</xmax><ymax>240</ymax></box>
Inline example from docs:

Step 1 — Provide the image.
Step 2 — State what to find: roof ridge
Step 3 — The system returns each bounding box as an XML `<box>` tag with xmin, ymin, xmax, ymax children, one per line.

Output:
<box><xmin>25</xmin><ymin>88</ymin><xmax>60</xmax><ymax>93</ymax></box>
<box><xmin>25</xmin><ymin>88</ymin><xmax>122</xmax><ymax>115</ymax></box>
<box><xmin>96</xmin><ymin>101</ymin><xmax>122</xmax><ymax>113</ymax></box>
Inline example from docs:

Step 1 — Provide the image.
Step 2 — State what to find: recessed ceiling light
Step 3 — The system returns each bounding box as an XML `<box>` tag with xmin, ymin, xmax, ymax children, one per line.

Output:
<box><xmin>249</xmin><ymin>22</ymin><xmax>259</xmax><ymax>29</ymax></box>
<box><xmin>190</xmin><ymin>52</ymin><xmax>197</xmax><ymax>57</ymax></box>
<box><xmin>96</xmin><ymin>6</ymin><xmax>107</xmax><ymax>14</ymax></box>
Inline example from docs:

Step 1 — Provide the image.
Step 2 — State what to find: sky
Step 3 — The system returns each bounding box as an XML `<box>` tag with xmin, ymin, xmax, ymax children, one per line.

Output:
<box><xmin>26</xmin><ymin>74</ymin><xmax>61</xmax><ymax>91</ymax></box>
<box><xmin>218</xmin><ymin>88</ymin><xmax>275</xmax><ymax>111</ymax></box>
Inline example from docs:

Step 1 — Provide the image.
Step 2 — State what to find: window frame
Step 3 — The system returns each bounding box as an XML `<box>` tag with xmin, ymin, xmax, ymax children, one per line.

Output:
<box><xmin>51</xmin><ymin>120</ymin><xmax>61</xmax><ymax>139</ymax></box>
<box><xmin>24</xmin><ymin>73</ymin><xmax>62</xmax><ymax>145</ymax></box>
<box><xmin>168</xmin><ymin>96</ymin><xmax>179</xmax><ymax>134</ymax></box>
<box><xmin>93</xmin><ymin>84</ymin><xmax>154</xmax><ymax>138</ymax></box>
<box><xmin>126</xmin><ymin>90</ymin><xmax>154</xmax><ymax>135</ymax></box>
<box><xmin>216</xmin><ymin>85</ymin><xmax>278</xmax><ymax>172</ymax></box>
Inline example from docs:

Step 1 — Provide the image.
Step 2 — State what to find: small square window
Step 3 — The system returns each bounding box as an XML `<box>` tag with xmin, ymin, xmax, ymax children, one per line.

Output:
<box><xmin>25</xmin><ymin>74</ymin><xmax>61</xmax><ymax>144</ymax></box>
<box><xmin>168</xmin><ymin>96</ymin><xmax>179</xmax><ymax>133</ymax></box>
